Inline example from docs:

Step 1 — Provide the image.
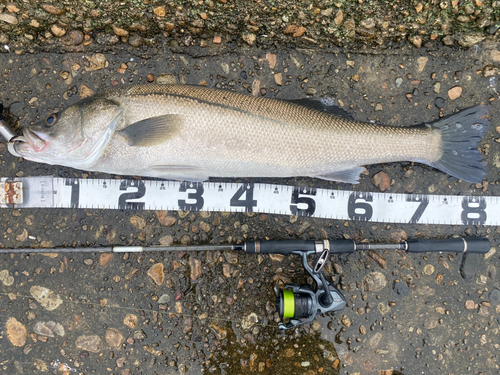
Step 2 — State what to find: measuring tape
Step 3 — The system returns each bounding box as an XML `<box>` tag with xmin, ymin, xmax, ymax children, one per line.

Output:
<box><xmin>0</xmin><ymin>176</ymin><xmax>497</xmax><ymax>225</ymax></box>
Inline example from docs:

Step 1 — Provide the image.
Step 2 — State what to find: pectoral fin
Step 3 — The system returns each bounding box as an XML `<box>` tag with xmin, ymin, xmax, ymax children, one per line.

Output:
<box><xmin>147</xmin><ymin>165</ymin><xmax>209</xmax><ymax>181</ymax></box>
<box><xmin>119</xmin><ymin>114</ymin><xmax>182</xmax><ymax>147</ymax></box>
<box><xmin>311</xmin><ymin>166</ymin><xmax>366</xmax><ymax>184</ymax></box>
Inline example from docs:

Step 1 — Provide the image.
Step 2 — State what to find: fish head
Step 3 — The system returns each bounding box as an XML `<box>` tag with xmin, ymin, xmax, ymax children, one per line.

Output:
<box><xmin>9</xmin><ymin>98</ymin><xmax>123</xmax><ymax>169</ymax></box>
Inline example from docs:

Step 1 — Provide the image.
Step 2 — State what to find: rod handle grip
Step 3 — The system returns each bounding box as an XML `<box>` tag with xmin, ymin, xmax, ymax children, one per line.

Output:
<box><xmin>245</xmin><ymin>240</ymin><xmax>315</xmax><ymax>255</ymax></box>
<box><xmin>406</xmin><ymin>237</ymin><xmax>490</xmax><ymax>254</ymax></box>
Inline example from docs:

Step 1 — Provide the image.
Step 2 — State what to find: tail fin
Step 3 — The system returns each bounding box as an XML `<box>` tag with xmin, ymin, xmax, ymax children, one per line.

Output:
<box><xmin>428</xmin><ymin>105</ymin><xmax>489</xmax><ymax>183</ymax></box>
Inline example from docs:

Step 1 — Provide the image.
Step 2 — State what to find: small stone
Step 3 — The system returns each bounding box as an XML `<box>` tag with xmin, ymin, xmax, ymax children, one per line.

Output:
<box><xmin>311</xmin><ymin>320</ymin><xmax>321</xmax><ymax>332</ymax></box>
<box><xmin>458</xmin><ymin>34</ymin><xmax>485</xmax><ymax>47</ymax></box>
<box><xmin>334</xmin><ymin>10</ymin><xmax>343</xmax><ymax>26</ymax></box>
<box><xmin>33</xmin><ymin>321</ymin><xmax>65</xmax><ymax>337</ymax></box>
<box><xmin>147</xmin><ymin>263</ymin><xmax>164</xmax><ymax>285</ymax></box>
<box><xmin>393</xmin><ymin>282</ymin><xmax>409</xmax><ymax>298</ymax></box>
<box><xmin>489</xmin><ymin>288</ymin><xmax>500</xmax><ymax>305</ymax></box>
<box><xmin>85</xmin><ymin>54</ymin><xmax>107</xmax><ymax>71</ymax></box>
<box><xmin>61</xmin><ymin>29</ymin><xmax>84</xmax><ymax>46</ymax></box>
<box><xmin>222</xmin><ymin>264</ymin><xmax>232</xmax><ymax>278</ymax></box>
<box><xmin>128</xmin><ymin>34</ymin><xmax>142</xmax><ymax>47</ymax></box>
<box><xmin>491</xmin><ymin>50</ymin><xmax>500</xmax><ymax>62</ymax></box>
<box><xmin>465</xmin><ymin>300</ymin><xmax>475</xmax><ymax>309</ymax></box>
<box><xmin>448</xmin><ymin>86</ymin><xmax>462</xmax><ymax>100</ymax></box>
<box><xmin>321</xmin><ymin>8</ymin><xmax>333</xmax><ymax>17</ymax></box>
<box><xmin>0</xmin><ymin>269</ymin><xmax>14</xmax><ymax>286</ymax></box>
<box><xmin>359</xmin><ymin>325</ymin><xmax>367</xmax><ymax>335</ymax></box>
<box><xmin>409</xmin><ymin>35</ymin><xmax>422</xmax><ymax>48</ymax></box>
<box><xmin>209</xmin><ymin>322</ymin><xmax>227</xmax><ymax>340</ymax></box>
<box><xmin>6</xmin><ymin>4</ymin><xmax>20</xmax><ymax>12</ymax></box>
<box><xmin>476</xmin><ymin>274</ymin><xmax>487</xmax><ymax>285</ymax></box>
<box><xmin>156</xmin><ymin>211</ymin><xmax>176</xmax><ymax>226</ymax></box>
<box><xmin>241</xmin><ymin>313</ymin><xmax>258</xmax><ymax>330</ymax></box>
<box><xmin>112</xmin><ymin>25</ymin><xmax>129</xmax><ymax>37</ymax></box>
<box><xmin>360</xmin><ymin>18</ymin><xmax>375</xmax><ymax>29</ymax></box>
<box><xmin>79</xmin><ymin>85</ymin><xmax>94</xmax><ymax>99</ymax></box>
<box><xmin>16</xmin><ymin>228</ymin><xmax>28</xmax><ymax>242</ymax></box>
<box><xmin>341</xmin><ymin>315</ymin><xmax>351</xmax><ymax>327</ymax></box>
<box><xmin>0</xmin><ymin>13</ymin><xmax>18</xmax><ymax>25</ymax></box>
<box><xmin>435</xmin><ymin>307</ymin><xmax>445</xmax><ymax>314</ymax></box>
<box><xmin>371</xmin><ymin>171</ymin><xmax>390</xmax><ymax>192</ymax></box>
<box><xmin>417</xmin><ymin>56</ymin><xmax>428</xmax><ymax>72</ymax></box>
<box><xmin>368</xmin><ymin>250</ymin><xmax>387</xmax><ymax>269</ymax></box>
<box><xmin>423</xmin><ymin>264</ymin><xmax>435</xmax><ymax>275</ymax></box>
<box><xmin>442</xmin><ymin>35</ymin><xmax>454</xmax><ymax>46</ymax></box>
<box><xmin>51</xmin><ymin>25</ymin><xmax>66</xmax><ymax>37</ymax></box>
<box><xmin>242</xmin><ymin>33</ymin><xmax>256</xmax><ymax>46</ymax></box>
<box><xmin>0</xmin><ymin>33</ymin><xmax>9</xmax><ymax>44</ymax></box>
<box><xmin>344</xmin><ymin>19</ymin><xmax>355</xmax><ymax>31</ymax></box>
<box><xmin>363</xmin><ymin>271</ymin><xmax>387</xmax><ymax>292</ymax></box>
<box><xmin>165</xmin><ymin>22</ymin><xmax>175</xmax><ymax>31</ymax></box>
<box><xmin>395</xmin><ymin>77</ymin><xmax>403</xmax><ymax>88</ymax></box>
<box><xmin>123</xmin><ymin>314</ymin><xmax>138</xmax><ymax>329</ymax></box>
<box><xmin>189</xmin><ymin>257</ymin><xmax>202</xmax><ymax>280</ymax></box>
<box><xmin>433</xmin><ymin>81</ymin><xmax>441</xmax><ymax>94</ymax></box>
<box><xmin>415</xmin><ymin>3</ymin><xmax>423</xmax><ymax>12</ymax></box>
<box><xmin>41</xmin><ymin>4</ymin><xmax>65</xmax><ymax>15</ymax></box>
<box><xmin>283</xmin><ymin>25</ymin><xmax>306</xmax><ymax>37</ymax></box>
<box><xmin>158</xmin><ymin>294</ymin><xmax>170</xmax><ymax>304</ymax></box>
<box><xmin>75</xmin><ymin>335</ymin><xmax>101</xmax><ymax>353</ymax></box>
<box><xmin>199</xmin><ymin>221</ymin><xmax>210</xmax><ymax>232</ymax></box>
<box><xmin>99</xmin><ymin>252</ymin><xmax>114</xmax><ymax>266</ymax></box>
<box><xmin>146</xmin><ymin>74</ymin><xmax>155</xmax><ymax>82</ymax></box>
<box><xmin>183</xmin><ymin>318</ymin><xmax>192</xmax><ymax>334</ymax></box>
<box><xmin>375</xmin><ymin>103</ymin><xmax>383</xmax><ymax>111</ymax></box>
<box><xmin>159</xmin><ymin>235</ymin><xmax>174</xmax><ymax>246</ymax></box>
<box><xmin>129</xmin><ymin>215</ymin><xmax>146</xmax><ymax>229</ymax></box>
<box><xmin>390</xmin><ymin>229</ymin><xmax>407</xmax><ymax>242</ymax></box>
<box><xmin>213</xmin><ymin>36</ymin><xmax>222</xmax><ymax>44</ymax></box>
<box><xmin>30</xmin><ymin>286</ymin><xmax>63</xmax><ymax>311</ymax></box>
<box><xmin>423</xmin><ymin>316</ymin><xmax>438</xmax><ymax>329</ymax></box>
<box><xmin>180</xmin><ymin>234</ymin><xmax>191</xmax><ymax>245</ymax></box>
<box><xmin>156</xmin><ymin>74</ymin><xmax>177</xmax><ymax>85</ymax></box>
<box><xmin>434</xmin><ymin>97</ymin><xmax>445</xmax><ymax>110</ymax></box>
<box><xmin>274</xmin><ymin>73</ymin><xmax>282</xmax><ymax>86</ymax></box>
<box><xmin>6</xmin><ymin>317</ymin><xmax>27</xmax><ymax>347</ymax></box>
<box><xmin>154</xmin><ymin>6</ymin><xmax>166</xmax><ymax>17</ymax></box>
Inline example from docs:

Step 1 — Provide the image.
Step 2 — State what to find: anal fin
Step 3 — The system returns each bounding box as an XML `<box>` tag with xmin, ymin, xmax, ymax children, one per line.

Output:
<box><xmin>310</xmin><ymin>166</ymin><xmax>365</xmax><ymax>183</ymax></box>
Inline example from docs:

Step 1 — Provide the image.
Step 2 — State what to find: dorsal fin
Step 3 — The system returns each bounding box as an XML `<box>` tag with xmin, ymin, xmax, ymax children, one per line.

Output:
<box><xmin>287</xmin><ymin>98</ymin><xmax>354</xmax><ymax>121</ymax></box>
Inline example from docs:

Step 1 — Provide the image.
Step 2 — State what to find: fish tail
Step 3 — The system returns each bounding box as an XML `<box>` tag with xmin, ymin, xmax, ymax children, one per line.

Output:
<box><xmin>427</xmin><ymin>105</ymin><xmax>489</xmax><ymax>183</ymax></box>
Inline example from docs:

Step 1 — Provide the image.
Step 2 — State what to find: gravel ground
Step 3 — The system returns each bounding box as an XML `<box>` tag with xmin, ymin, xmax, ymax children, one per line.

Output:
<box><xmin>1</xmin><ymin>40</ymin><xmax>500</xmax><ymax>375</ymax></box>
<box><xmin>0</xmin><ymin>0</ymin><xmax>499</xmax><ymax>53</ymax></box>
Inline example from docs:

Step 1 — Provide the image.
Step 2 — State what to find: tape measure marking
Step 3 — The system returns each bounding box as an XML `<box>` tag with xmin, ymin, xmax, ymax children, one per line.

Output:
<box><xmin>1</xmin><ymin>176</ymin><xmax>497</xmax><ymax>226</ymax></box>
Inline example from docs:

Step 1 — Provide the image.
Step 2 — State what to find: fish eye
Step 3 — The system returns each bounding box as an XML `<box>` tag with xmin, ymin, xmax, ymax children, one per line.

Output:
<box><xmin>45</xmin><ymin>113</ymin><xmax>58</xmax><ymax>127</ymax></box>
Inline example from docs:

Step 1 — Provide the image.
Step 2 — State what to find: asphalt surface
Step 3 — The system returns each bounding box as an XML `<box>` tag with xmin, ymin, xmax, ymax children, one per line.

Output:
<box><xmin>1</xmin><ymin>42</ymin><xmax>500</xmax><ymax>375</ymax></box>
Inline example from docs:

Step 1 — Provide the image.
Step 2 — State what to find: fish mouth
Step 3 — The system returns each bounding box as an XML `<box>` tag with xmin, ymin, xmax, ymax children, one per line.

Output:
<box><xmin>7</xmin><ymin>128</ymin><xmax>48</xmax><ymax>157</ymax></box>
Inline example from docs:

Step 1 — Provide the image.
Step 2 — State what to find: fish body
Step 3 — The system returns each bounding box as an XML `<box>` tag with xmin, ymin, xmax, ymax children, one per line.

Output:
<box><xmin>9</xmin><ymin>84</ymin><xmax>489</xmax><ymax>183</ymax></box>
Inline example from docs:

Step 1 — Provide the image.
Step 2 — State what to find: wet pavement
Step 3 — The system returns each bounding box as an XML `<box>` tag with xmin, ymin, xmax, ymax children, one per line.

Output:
<box><xmin>1</xmin><ymin>42</ymin><xmax>500</xmax><ymax>375</ymax></box>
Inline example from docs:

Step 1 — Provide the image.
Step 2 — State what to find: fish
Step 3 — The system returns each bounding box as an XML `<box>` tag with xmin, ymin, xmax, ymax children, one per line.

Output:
<box><xmin>7</xmin><ymin>84</ymin><xmax>490</xmax><ymax>183</ymax></box>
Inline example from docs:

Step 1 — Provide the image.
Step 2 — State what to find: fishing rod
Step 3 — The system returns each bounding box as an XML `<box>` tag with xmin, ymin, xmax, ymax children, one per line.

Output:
<box><xmin>0</xmin><ymin>237</ymin><xmax>491</xmax><ymax>330</ymax></box>
<box><xmin>0</xmin><ymin>103</ymin><xmax>17</xmax><ymax>143</ymax></box>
